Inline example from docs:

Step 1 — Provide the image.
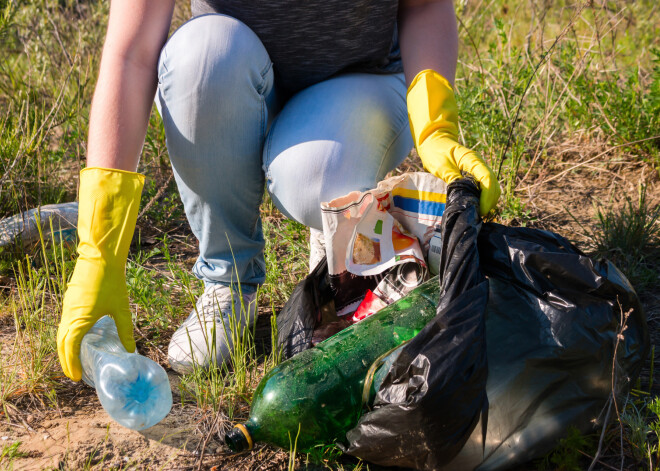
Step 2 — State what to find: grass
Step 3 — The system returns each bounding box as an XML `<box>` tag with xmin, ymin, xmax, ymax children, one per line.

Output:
<box><xmin>620</xmin><ymin>397</ymin><xmax>660</xmax><ymax>467</ymax></box>
<box><xmin>539</xmin><ymin>426</ymin><xmax>596</xmax><ymax>471</ymax></box>
<box><xmin>176</xmin><ymin>282</ymin><xmax>261</xmax><ymax>416</ymax></box>
<box><xmin>567</xmin><ymin>182</ymin><xmax>660</xmax><ymax>290</ymax></box>
<box><xmin>0</xmin><ymin>440</ymin><xmax>28</xmax><ymax>469</ymax></box>
<box><xmin>455</xmin><ymin>0</ymin><xmax>660</xmax><ymax>224</ymax></box>
<box><xmin>262</xmin><ymin>209</ymin><xmax>310</xmax><ymax>306</ymax></box>
<box><xmin>591</xmin><ymin>185</ymin><xmax>660</xmax><ymax>289</ymax></box>
<box><xmin>0</xmin><ymin>0</ymin><xmax>658</xmax><ymax>469</ymax></box>
<box><xmin>1</xmin><ymin>225</ymin><xmax>73</xmax><ymax>412</ymax></box>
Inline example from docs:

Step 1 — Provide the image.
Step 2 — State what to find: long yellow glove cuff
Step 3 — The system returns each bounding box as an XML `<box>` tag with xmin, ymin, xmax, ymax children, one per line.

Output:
<box><xmin>57</xmin><ymin>167</ymin><xmax>145</xmax><ymax>381</ymax></box>
<box><xmin>407</xmin><ymin>69</ymin><xmax>500</xmax><ymax>216</ymax></box>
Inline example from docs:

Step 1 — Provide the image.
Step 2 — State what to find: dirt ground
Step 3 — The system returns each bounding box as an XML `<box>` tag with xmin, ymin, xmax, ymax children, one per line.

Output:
<box><xmin>1</xmin><ymin>316</ymin><xmax>294</xmax><ymax>471</ymax></box>
<box><xmin>1</xmin><ymin>357</ymin><xmax>293</xmax><ymax>470</ymax></box>
<box><xmin>2</xmin><ymin>151</ymin><xmax>659</xmax><ymax>470</ymax></box>
<box><xmin>2</xmin><ymin>399</ymin><xmax>288</xmax><ymax>470</ymax></box>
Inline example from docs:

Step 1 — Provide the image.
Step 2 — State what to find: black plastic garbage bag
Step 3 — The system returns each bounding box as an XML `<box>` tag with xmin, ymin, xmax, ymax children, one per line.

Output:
<box><xmin>276</xmin><ymin>178</ymin><xmax>649</xmax><ymax>470</ymax></box>
<box><xmin>443</xmin><ymin>220</ymin><xmax>648</xmax><ymax>470</ymax></box>
<box><xmin>277</xmin><ymin>256</ymin><xmax>334</xmax><ymax>358</ymax></box>
<box><xmin>343</xmin><ymin>178</ymin><xmax>489</xmax><ymax>469</ymax></box>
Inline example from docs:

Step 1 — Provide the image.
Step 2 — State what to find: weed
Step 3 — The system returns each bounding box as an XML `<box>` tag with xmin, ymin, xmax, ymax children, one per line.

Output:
<box><xmin>0</xmin><ymin>0</ymin><xmax>109</xmax><ymax>218</ymax></box>
<box><xmin>499</xmin><ymin>193</ymin><xmax>537</xmax><ymax>226</ymax></box>
<box><xmin>0</xmin><ymin>0</ymin><xmax>15</xmax><ymax>28</ymax></box>
<box><xmin>262</xmin><ymin>215</ymin><xmax>309</xmax><ymax>306</ymax></box>
<box><xmin>305</xmin><ymin>444</ymin><xmax>345</xmax><ymax>469</ymax></box>
<box><xmin>265</xmin><ymin>305</ymin><xmax>283</xmax><ymax>373</ymax></box>
<box><xmin>173</xmin><ymin>282</ymin><xmax>230</xmax><ymax>413</ymax></box>
<box><xmin>288</xmin><ymin>424</ymin><xmax>301</xmax><ymax>471</ymax></box>
<box><xmin>224</xmin><ymin>283</ymin><xmax>259</xmax><ymax>400</ymax></box>
<box><xmin>178</xmin><ymin>357</ymin><xmax>229</xmax><ymax>414</ymax></box>
<box><xmin>0</xmin><ymin>440</ymin><xmax>27</xmax><ymax>462</ymax></box>
<box><xmin>304</xmin><ymin>444</ymin><xmax>368</xmax><ymax>470</ymax></box>
<box><xmin>646</xmin><ymin>397</ymin><xmax>660</xmax><ymax>465</ymax></box>
<box><xmin>590</xmin><ymin>184</ymin><xmax>660</xmax><ymax>289</ymax></box>
<box><xmin>176</xmin><ymin>272</ymin><xmax>260</xmax><ymax>422</ymax></box>
<box><xmin>619</xmin><ymin>396</ymin><xmax>660</xmax><ymax>468</ymax></box>
<box><xmin>2</xmin><ymin>225</ymin><xmax>72</xmax><ymax>409</ymax></box>
<box><xmin>539</xmin><ymin>426</ymin><xmax>595</xmax><ymax>471</ymax></box>
<box><xmin>126</xmin><ymin>251</ymin><xmax>178</xmax><ymax>339</ymax></box>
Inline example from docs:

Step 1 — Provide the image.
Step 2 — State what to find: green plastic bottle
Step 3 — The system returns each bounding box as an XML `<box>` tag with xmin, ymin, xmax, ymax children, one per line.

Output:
<box><xmin>225</xmin><ymin>277</ymin><xmax>439</xmax><ymax>453</ymax></box>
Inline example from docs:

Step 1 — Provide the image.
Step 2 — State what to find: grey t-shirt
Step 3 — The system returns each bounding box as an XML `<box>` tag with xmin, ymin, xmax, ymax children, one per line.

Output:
<box><xmin>192</xmin><ymin>0</ymin><xmax>403</xmax><ymax>92</ymax></box>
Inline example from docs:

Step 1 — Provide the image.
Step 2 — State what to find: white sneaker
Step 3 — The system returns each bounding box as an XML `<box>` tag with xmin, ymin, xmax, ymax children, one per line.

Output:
<box><xmin>168</xmin><ymin>284</ymin><xmax>257</xmax><ymax>374</ymax></box>
<box><xmin>309</xmin><ymin>228</ymin><xmax>326</xmax><ymax>274</ymax></box>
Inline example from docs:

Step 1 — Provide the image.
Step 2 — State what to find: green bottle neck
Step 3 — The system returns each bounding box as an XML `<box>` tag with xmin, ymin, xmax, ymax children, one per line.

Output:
<box><xmin>226</xmin><ymin>421</ymin><xmax>258</xmax><ymax>453</ymax></box>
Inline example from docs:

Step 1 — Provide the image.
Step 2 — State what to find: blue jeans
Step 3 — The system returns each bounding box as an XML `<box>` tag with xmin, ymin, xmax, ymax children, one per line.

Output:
<box><xmin>156</xmin><ymin>14</ymin><xmax>412</xmax><ymax>291</ymax></box>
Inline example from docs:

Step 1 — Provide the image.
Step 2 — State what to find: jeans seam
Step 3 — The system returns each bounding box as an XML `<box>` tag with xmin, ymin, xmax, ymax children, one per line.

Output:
<box><xmin>252</xmin><ymin>91</ymin><xmax>265</xmax><ymax>246</ymax></box>
<box><xmin>248</xmin><ymin>61</ymin><xmax>270</xmax><ymax>273</ymax></box>
<box><xmin>158</xmin><ymin>47</ymin><xmax>169</xmax><ymax>82</ymax></box>
<box><xmin>257</xmin><ymin>61</ymin><xmax>272</xmax><ymax>94</ymax></box>
<box><xmin>263</xmin><ymin>110</ymin><xmax>280</xmax><ymax>184</ymax></box>
<box><xmin>257</xmin><ymin>62</ymin><xmax>272</xmax><ymax>135</ymax></box>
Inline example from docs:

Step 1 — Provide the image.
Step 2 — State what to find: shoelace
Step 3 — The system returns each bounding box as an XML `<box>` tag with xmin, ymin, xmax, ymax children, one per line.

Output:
<box><xmin>197</xmin><ymin>286</ymin><xmax>235</xmax><ymax>314</ymax></box>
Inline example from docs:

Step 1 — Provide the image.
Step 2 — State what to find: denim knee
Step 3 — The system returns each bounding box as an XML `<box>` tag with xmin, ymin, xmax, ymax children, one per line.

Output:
<box><xmin>264</xmin><ymin>73</ymin><xmax>411</xmax><ymax>230</ymax></box>
<box><xmin>157</xmin><ymin>14</ymin><xmax>273</xmax><ymax>118</ymax></box>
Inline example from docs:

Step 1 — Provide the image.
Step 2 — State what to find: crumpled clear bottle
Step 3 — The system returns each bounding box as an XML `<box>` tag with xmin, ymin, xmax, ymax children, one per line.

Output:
<box><xmin>81</xmin><ymin>316</ymin><xmax>172</xmax><ymax>430</ymax></box>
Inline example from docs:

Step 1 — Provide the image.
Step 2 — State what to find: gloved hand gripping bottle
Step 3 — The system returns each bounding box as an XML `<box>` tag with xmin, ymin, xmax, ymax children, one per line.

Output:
<box><xmin>225</xmin><ymin>278</ymin><xmax>439</xmax><ymax>452</ymax></box>
<box><xmin>81</xmin><ymin>316</ymin><xmax>172</xmax><ymax>431</ymax></box>
<box><xmin>57</xmin><ymin>167</ymin><xmax>171</xmax><ymax>430</ymax></box>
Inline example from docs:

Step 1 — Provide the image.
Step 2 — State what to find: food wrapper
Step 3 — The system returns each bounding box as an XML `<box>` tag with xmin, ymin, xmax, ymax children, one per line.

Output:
<box><xmin>320</xmin><ymin>173</ymin><xmax>446</xmax><ymax>317</ymax></box>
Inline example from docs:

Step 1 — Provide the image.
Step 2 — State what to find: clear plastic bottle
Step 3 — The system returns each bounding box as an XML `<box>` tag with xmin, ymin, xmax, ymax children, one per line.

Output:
<box><xmin>0</xmin><ymin>202</ymin><xmax>78</xmax><ymax>248</ymax></box>
<box><xmin>81</xmin><ymin>316</ymin><xmax>172</xmax><ymax>430</ymax></box>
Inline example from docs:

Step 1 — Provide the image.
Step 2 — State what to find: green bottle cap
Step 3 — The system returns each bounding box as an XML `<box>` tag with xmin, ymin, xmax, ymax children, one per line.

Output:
<box><xmin>225</xmin><ymin>424</ymin><xmax>253</xmax><ymax>453</ymax></box>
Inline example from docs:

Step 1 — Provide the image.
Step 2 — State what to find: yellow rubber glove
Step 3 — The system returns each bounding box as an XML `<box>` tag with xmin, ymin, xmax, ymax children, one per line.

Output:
<box><xmin>57</xmin><ymin>167</ymin><xmax>145</xmax><ymax>381</ymax></box>
<box><xmin>407</xmin><ymin>69</ymin><xmax>501</xmax><ymax>217</ymax></box>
